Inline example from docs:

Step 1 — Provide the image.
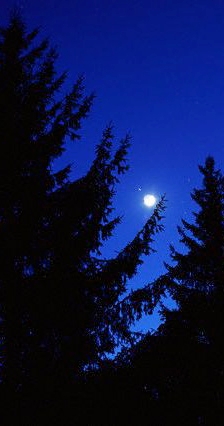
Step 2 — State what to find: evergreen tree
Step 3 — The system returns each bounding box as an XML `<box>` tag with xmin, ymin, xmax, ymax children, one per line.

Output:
<box><xmin>109</xmin><ymin>157</ymin><xmax>224</xmax><ymax>425</ymax></box>
<box><xmin>126</xmin><ymin>156</ymin><xmax>224</xmax><ymax>424</ymax></box>
<box><xmin>161</xmin><ymin>156</ymin><xmax>224</xmax><ymax>350</ymax></box>
<box><xmin>0</xmin><ymin>12</ymin><xmax>165</xmax><ymax>411</ymax></box>
<box><xmin>157</xmin><ymin>156</ymin><xmax>224</xmax><ymax>422</ymax></box>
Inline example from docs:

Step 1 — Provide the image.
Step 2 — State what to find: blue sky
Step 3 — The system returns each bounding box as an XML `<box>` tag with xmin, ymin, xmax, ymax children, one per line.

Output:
<box><xmin>1</xmin><ymin>0</ymin><xmax>224</xmax><ymax>331</ymax></box>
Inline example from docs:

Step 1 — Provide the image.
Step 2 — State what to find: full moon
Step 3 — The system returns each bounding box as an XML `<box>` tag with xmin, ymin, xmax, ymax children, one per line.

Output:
<box><xmin>143</xmin><ymin>194</ymin><xmax>156</xmax><ymax>207</ymax></box>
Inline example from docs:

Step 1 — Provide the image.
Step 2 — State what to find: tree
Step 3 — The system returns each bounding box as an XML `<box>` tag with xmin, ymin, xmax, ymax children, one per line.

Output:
<box><xmin>0</xmin><ymin>12</ymin><xmax>165</xmax><ymax>412</ymax></box>
<box><xmin>161</xmin><ymin>156</ymin><xmax>224</xmax><ymax>349</ymax></box>
<box><xmin>122</xmin><ymin>156</ymin><xmax>224</xmax><ymax>424</ymax></box>
<box><xmin>158</xmin><ymin>156</ymin><xmax>224</xmax><ymax>422</ymax></box>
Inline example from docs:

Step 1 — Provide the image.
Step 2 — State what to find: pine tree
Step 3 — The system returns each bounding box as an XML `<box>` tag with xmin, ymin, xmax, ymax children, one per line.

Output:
<box><xmin>112</xmin><ymin>157</ymin><xmax>224</xmax><ymax>425</ymax></box>
<box><xmin>151</xmin><ymin>156</ymin><xmax>224</xmax><ymax>423</ymax></box>
<box><xmin>0</xmin><ymin>12</ymin><xmax>165</xmax><ymax>406</ymax></box>
<box><xmin>0</xmin><ymin>10</ymin><xmax>94</xmax><ymax>398</ymax></box>
<box><xmin>161</xmin><ymin>156</ymin><xmax>224</xmax><ymax>347</ymax></box>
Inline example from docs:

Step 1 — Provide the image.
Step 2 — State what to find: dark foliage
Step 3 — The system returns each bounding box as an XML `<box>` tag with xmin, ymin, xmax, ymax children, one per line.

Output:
<box><xmin>108</xmin><ymin>157</ymin><xmax>224</xmax><ymax>425</ymax></box>
<box><xmin>0</xmin><ymin>13</ymin><xmax>165</xmax><ymax>422</ymax></box>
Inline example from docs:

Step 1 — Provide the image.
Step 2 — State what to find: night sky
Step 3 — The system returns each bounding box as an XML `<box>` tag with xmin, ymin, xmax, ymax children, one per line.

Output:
<box><xmin>2</xmin><ymin>0</ymin><xmax>224</xmax><ymax>332</ymax></box>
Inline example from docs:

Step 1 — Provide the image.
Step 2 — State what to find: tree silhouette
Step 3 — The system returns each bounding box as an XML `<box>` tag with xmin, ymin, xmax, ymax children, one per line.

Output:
<box><xmin>0</xmin><ymin>13</ymin><xmax>165</xmax><ymax>419</ymax></box>
<box><xmin>118</xmin><ymin>157</ymin><xmax>224</xmax><ymax>425</ymax></box>
<box><xmin>158</xmin><ymin>156</ymin><xmax>224</xmax><ymax>423</ymax></box>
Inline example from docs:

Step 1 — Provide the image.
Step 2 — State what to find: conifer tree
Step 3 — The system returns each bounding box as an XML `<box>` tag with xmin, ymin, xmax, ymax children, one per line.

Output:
<box><xmin>161</xmin><ymin>156</ymin><xmax>224</xmax><ymax>348</ymax></box>
<box><xmin>0</xmin><ymin>12</ymin><xmax>165</xmax><ymax>400</ymax></box>
<box><xmin>130</xmin><ymin>156</ymin><xmax>224</xmax><ymax>423</ymax></box>
<box><xmin>112</xmin><ymin>157</ymin><xmax>224</xmax><ymax>425</ymax></box>
<box><xmin>157</xmin><ymin>156</ymin><xmax>224</xmax><ymax>421</ymax></box>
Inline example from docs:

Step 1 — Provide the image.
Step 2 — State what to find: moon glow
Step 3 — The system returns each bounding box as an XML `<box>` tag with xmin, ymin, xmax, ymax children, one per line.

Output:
<box><xmin>143</xmin><ymin>194</ymin><xmax>156</xmax><ymax>207</ymax></box>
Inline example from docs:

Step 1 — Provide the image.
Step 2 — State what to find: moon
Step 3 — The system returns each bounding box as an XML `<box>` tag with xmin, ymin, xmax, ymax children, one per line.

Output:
<box><xmin>143</xmin><ymin>194</ymin><xmax>156</xmax><ymax>207</ymax></box>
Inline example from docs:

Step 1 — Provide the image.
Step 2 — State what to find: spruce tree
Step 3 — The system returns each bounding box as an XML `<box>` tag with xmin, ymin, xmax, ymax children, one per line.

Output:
<box><xmin>0</xmin><ymin>12</ymin><xmax>165</xmax><ymax>404</ymax></box>
<box><xmin>112</xmin><ymin>157</ymin><xmax>224</xmax><ymax>425</ymax></box>
<box><xmin>158</xmin><ymin>156</ymin><xmax>224</xmax><ymax>422</ymax></box>
<box><xmin>141</xmin><ymin>156</ymin><xmax>224</xmax><ymax>423</ymax></box>
<box><xmin>161</xmin><ymin>156</ymin><xmax>224</xmax><ymax>348</ymax></box>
